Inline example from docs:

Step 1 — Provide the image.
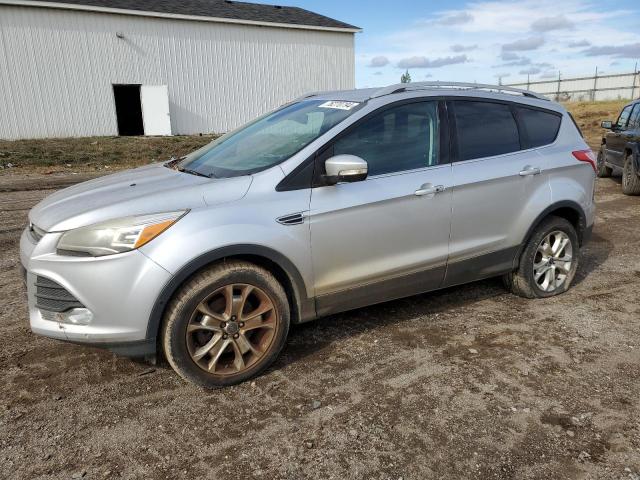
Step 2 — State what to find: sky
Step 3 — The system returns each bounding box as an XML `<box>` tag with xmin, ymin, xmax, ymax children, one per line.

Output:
<box><xmin>259</xmin><ymin>0</ymin><xmax>640</xmax><ymax>88</ymax></box>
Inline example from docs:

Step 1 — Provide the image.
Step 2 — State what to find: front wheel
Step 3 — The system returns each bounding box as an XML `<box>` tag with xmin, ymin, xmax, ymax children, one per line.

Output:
<box><xmin>622</xmin><ymin>153</ymin><xmax>640</xmax><ymax>196</ymax></box>
<box><xmin>596</xmin><ymin>147</ymin><xmax>613</xmax><ymax>178</ymax></box>
<box><xmin>162</xmin><ymin>261</ymin><xmax>290</xmax><ymax>388</ymax></box>
<box><xmin>504</xmin><ymin>216</ymin><xmax>580</xmax><ymax>299</ymax></box>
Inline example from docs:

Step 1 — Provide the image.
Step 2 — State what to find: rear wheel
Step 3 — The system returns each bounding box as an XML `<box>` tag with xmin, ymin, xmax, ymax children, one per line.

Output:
<box><xmin>622</xmin><ymin>153</ymin><xmax>640</xmax><ymax>195</ymax></box>
<box><xmin>596</xmin><ymin>147</ymin><xmax>613</xmax><ymax>178</ymax></box>
<box><xmin>504</xmin><ymin>216</ymin><xmax>580</xmax><ymax>299</ymax></box>
<box><xmin>162</xmin><ymin>261</ymin><xmax>290</xmax><ymax>388</ymax></box>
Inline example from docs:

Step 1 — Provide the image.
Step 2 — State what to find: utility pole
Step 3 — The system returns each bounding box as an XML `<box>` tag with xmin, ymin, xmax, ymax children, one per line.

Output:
<box><xmin>632</xmin><ymin>61</ymin><xmax>638</xmax><ymax>100</ymax></box>
<box><xmin>527</xmin><ymin>74</ymin><xmax>530</xmax><ymax>90</ymax></box>
<box><xmin>556</xmin><ymin>71</ymin><xmax>561</xmax><ymax>101</ymax></box>
<box><xmin>592</xmin><ymin>66</ymin><xmax>598</xmax><ymax>102</ymax></box>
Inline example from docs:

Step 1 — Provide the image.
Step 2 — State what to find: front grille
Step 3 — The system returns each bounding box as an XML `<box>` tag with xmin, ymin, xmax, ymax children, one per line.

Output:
<box><xmin>35</xmin><ymin>276</ymin><xmax>84</xmax><ymax>312</ymax></box>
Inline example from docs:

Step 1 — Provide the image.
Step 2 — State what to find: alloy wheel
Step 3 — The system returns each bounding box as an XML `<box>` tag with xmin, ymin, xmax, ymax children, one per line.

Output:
<box><xmin>533</xmin><ymin>230</ymin><xmax>573</xmax><ymax>293</ymax></box>
<box><xmin>186</xmin><ymin>284</ymin><xmax>278</xmax><ymax>375</ymax></box>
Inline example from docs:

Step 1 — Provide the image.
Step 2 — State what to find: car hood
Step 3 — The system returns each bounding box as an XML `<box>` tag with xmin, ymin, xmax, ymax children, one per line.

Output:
<box><xmin>29</xmin><ymin>163</ymin><xmax>253</xmax><ymax>232</ymax></box>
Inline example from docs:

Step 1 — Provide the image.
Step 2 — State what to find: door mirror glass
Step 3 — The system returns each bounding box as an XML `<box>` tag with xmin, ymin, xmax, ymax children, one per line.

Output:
<box><xmin>601</xmin><ymin>120</ymin><xmax>613</xmax><ymax>129</ymax></box>
<box><xmin>324</xmin><ymin>155</ymin><xmax>368</xmax><ymax>185</ymax></box>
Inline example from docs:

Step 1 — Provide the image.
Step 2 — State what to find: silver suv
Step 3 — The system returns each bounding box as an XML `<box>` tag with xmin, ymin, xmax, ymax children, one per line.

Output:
<box><xmin>20</xmin><ymin>82</ymin><xmax>596</xmax><ymax>388</ymax></box>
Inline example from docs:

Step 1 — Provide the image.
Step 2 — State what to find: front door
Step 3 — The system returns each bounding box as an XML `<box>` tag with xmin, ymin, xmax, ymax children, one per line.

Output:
<box><xmin>605</xmin><ymin>103</ymin><xmax>634</xmax><ymax>167</ymax></box>
<box><xmin>309</xmin><ymin>100</ymin><xmax>453</xmax><ymax>316</ymax></box>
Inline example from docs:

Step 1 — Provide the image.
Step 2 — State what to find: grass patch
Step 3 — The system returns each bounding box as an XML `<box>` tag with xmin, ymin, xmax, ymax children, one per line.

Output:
<box><xmin>564</xmin><ymin>99</ymin><xmax>627</xmax><ymax>151</ymax></box>
<box><xmin>0</xmin><ymin>135</ymin><xmax>216</xmax><ymax>174</ymax></box>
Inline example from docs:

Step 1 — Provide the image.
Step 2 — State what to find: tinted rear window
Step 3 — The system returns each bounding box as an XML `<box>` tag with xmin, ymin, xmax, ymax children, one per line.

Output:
<box><xmin>453</xmin><ymin>101</ymin><xmax>520</xmax><ymax>161</ymax></box>
<box><xmin>517</xmin><ymin>107</ymin><xmax>561</xmax><ymax>148</ymax></box>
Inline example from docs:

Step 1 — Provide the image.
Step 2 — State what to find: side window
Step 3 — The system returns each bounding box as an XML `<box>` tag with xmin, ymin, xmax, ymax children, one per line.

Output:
<box><xmin>628</xmin><ymin>104</ymin><xmax>640</xmax><ymax>129</ymax></box>
<box><xmin>452</xmin><ymin>101</ymin><xmax>520</xmax><ymax>161</ymax></box>
<box><xmin>332</xmin><ymin>101</ymin><xmax>440</xmax><ymax>176</ymax></box>
<box><xmin>615</xmin><ymin>105</ymin><xmax>633</xmax><ymax>129</ymax></box>
<box><xmin>516</xmin><ymin>107</ymin><xmax>562</xmax><ymax>148</ymax></box>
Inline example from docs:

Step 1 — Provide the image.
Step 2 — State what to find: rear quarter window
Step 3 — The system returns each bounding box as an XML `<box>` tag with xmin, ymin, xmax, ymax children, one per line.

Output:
<box><xmin>516</xmin><ymin>107</ymin><xmax>562</xmax><ymax>148</ymax></box>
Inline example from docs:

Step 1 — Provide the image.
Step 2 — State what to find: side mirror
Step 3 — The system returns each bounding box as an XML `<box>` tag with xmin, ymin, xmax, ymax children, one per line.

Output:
<box><xmin>323</xmin><ymin>155</ymin><xmax>368</xmax><ymax>185</ymax></box>
<box><xmin>601</xmin><ymin>120</ymin><xmax>613</xmax><ymax>129</ymax></box>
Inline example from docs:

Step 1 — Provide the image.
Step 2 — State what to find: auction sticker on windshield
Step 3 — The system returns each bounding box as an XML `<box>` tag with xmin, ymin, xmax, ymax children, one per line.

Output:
<box><xmin>318</xmin><ymin>101</ymin><xmax>360</xmax><ymax>110</ymax></box>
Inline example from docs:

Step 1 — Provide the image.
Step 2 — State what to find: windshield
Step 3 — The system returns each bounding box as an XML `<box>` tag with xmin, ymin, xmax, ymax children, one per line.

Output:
<box><xmin>178</xmin><ymin>99</ymin><xmax>362</xmax><ymax>178</ymax></box>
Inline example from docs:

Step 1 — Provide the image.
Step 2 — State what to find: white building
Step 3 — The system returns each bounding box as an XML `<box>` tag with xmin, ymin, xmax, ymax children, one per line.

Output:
<box><xmin>0</xmin><ymin>0</ymin><xmax>359</xmax><ymax>139</ymax></box>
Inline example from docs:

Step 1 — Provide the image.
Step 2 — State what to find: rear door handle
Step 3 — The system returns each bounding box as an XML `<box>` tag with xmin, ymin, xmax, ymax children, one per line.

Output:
<box><xmin>519</xmin><ymin>166</ymin><xmax>541</xmax><ymax>176</ymax></box>
<box><xmin>415</xmin><ymin>183</ymin><xmax>446</xmax><ymax>196</ymax></box>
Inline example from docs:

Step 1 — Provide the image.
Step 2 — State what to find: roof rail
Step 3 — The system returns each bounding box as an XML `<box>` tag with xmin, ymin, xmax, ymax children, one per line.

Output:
<box><xmin>370</xmin><ymin>81</ymin><xmax>549</xmax><ymax>101</ymax></box>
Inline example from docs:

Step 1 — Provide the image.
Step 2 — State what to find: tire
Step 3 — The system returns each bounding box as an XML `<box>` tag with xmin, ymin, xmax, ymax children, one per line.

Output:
<box><xmin>162</xmin><ymin>260</ymin><xmax>290</xmax><ymax>388</ymax></box>
<box><xmin>596</xmin><ymin>147</ymin><xmax>613</xmax><ymax>178</ymax></box>
<box><xmin>504</xmin><ymin>216</ymin><xmax>580</xmax><ymax>299</ymax></box>
<box><xmin>622</xmin><ymin>153</ymin><xmax>640</xmax><ymax>196</ymax></box>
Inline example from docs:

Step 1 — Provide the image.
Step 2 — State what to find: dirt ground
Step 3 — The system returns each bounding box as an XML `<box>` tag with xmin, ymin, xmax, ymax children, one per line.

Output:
<box><xmin>1</xmin><ymin>165</ymin><xmax>639</xmax><ymax>479</ymax></box>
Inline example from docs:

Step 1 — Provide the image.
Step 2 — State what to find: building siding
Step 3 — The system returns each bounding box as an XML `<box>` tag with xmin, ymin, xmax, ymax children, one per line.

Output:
<box><xmin>0</xmin><ymin>5</ymin><xmax>355</xmax><ymax>139</ymax></box>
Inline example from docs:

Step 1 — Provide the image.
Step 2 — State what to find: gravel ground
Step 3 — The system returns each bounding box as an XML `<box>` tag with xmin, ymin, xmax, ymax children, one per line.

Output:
<box><xmin>0</xmin><ymin>172</ymin><xmax>639</xmax><ymax>480</ymax></box>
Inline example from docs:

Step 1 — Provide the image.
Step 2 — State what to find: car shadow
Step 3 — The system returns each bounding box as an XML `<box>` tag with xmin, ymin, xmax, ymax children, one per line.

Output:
<box><xmin>274</xmin><ymin>233</ymin><xmax>612</xmax><ymax>371</ymax></box>
<box><xmin>573</xmin><ymin>231</ymin><xmax>612</xmax><ymax>287</ymax></box>
<box><xmin>274</xmin><ymin>277</ymin><xmax>510</xmax><ymax>371</ymax></box>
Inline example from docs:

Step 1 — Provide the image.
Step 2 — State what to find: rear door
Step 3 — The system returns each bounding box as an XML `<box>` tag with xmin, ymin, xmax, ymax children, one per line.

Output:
<box><xmin>309</xmin><ymin>100</ymin><xmax>453</xmax><ymax>315</ymax></box>
<box><xmin>444</xmin><ymin>99</ymin><xmax>554</xmax><ymax>286</ymax></box>
<box><xmin>605</xmin><ymin>104</ymin><xmax>633</xmax><ymax>166</ymax></box>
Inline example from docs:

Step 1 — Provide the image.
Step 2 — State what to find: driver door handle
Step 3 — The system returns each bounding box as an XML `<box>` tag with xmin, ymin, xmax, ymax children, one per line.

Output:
<box><xmin>415</xmin><ymin>183</ymin><xmax>446</xmax><ymax>196</ymax></box>
<box><xmin>519</xmin><ymin>166</ymin><xmax>541</xmax><ymax>176</ymax></box>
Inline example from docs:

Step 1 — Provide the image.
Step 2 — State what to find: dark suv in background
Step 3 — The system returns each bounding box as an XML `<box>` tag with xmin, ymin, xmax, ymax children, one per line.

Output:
<box><xmin>598</xmin><ymin>99</ymin><xmax>640</xmax><ymax>195</ymax></box>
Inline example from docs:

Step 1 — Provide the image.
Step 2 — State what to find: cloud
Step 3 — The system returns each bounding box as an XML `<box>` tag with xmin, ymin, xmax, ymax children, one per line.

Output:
<box><xmin>530</xmin><ymin>15</ymin><xmax>573</xmax><ymax>32</ymax></box>
<box><xmin>368</xmin><ymin>56</ymin><xmax>389</xmax><ymax>68</ymax></box>
<box><xmin>494</xmin><ymin>72</ymin><xmax>511</xmax><ymax>78</ymax></box>
<box><xmin>495</xmin><ymin>53</ymin><xmax>532</xmax><ymax>67</ymax></box>
<box><xmin>500</xmin><ymin>52</ymin><xmax>520</xmax><ymax>61</ymax></box>
<box><xmin>539</xmin><ymin>71</ymin><xmax>558</xmax><ymax>79</ymax></box>
<box><xmin>502</xmin><ymin>36</ymin><xmax>545</xmax><ymax>51</ymax></box>
<box><xmin>434</xmin><ymin>11</ymin><xmax>473</xmax><ymax>25</ymax></box>
<box><xmin>397</xmin><ymin>55</ymin><xmax>469</xmax><ymax>69</ymax></box>
<box><xmin>582</xmin><ymin>43</ymin><xmax>640</xmax><ymax>58</ymax></box>
<box><xmin>451</xmin><ymin>44</ymin><xmax>478</xmax><ymax>52</ymax></box>
<box><xmin>519</xmin><ymin>67</ymin><xmax>542</xmax><ymax>75</ymax></box>
<box><xmin>568</xmin><ymin>40</ymin><xmax>590</xmax><ymax>48</ymax></box>
<box><xmin>373</xmin><ymin>71</ymin><xmax>383</xmax><ymax>76</ymax></box>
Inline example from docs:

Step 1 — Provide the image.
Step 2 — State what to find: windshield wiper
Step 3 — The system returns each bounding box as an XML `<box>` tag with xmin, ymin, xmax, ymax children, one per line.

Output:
<box><xmin>178</xmin><ymin>167</ymin><xmax>215</xmax><ymax>178</ymax></box>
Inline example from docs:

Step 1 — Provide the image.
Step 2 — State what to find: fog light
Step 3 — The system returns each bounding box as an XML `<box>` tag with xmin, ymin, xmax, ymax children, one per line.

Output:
<box><xmin>55</xmin><ymin>308</ymin><xmax>93</xmax><ymax>325</ymax></box>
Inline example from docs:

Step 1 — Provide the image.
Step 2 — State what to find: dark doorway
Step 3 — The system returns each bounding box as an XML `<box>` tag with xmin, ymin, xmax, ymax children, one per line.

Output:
<box><xmin>113</xmin><ymin>84</ymin><xmax>144</xmax><ymax>136</ymax></box>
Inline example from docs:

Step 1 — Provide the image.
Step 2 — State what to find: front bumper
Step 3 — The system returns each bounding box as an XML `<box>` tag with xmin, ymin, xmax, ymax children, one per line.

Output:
<box><xmin>20</xmin><ymin>227</ymin><xmax>172</xmax><ymax>356</ymax></box>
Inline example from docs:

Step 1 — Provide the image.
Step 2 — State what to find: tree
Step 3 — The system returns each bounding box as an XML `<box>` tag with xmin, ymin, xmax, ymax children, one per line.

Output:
<box><xmin>401</xmin><ymin>69</ymin><xmax>412</xmax><ymax>83</ymax></box>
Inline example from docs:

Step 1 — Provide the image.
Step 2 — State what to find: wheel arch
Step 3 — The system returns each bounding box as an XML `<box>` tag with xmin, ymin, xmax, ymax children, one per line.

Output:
<box><xmin>146</xmin><ymin>245</ymin><xmax>315</xmax><ymax>345</ymax></box>
<box><xmin>624</xmin><ymin>142</ymin><xmax>640</xmax><ymax>170</ymax></box>
<box><xmin>514</xmin><ymin>200</ymin><xmax>589</xmax><ymax>269</ymax></box>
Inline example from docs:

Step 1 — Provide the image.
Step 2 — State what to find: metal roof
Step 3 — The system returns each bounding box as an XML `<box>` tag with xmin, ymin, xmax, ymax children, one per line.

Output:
<box><xmin>4</xmin><ymin>0</ymin><xmax>361</xmax><ymax>31</ymax></box>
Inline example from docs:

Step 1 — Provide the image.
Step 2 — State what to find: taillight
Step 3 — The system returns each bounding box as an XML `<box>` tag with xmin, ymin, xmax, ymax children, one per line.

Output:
<box><xmin>572</xmin><ymin>150</ymin><xmax>597</xmax><ymax>172</ymax></box>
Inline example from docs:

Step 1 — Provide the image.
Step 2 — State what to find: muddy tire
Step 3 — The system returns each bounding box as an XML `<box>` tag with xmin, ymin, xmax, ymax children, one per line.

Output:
<box><xmin>162</xmin><ymin>260</ymin><xmax>290</xmax><ymax>388</ymax></box>
<box><xmin>596</xmin><ymin>147</ymin><xmax>612</xmax><ymax>178</ymax></box>
<box><xmin>622</xmin><ymin>153</ymin><xmax>640</xmax><ymax>196</ymax></box>
<box><xmin>504</xmin><ymin>216</ymin><xmax>580</xmax><ymax>299</ymax></box>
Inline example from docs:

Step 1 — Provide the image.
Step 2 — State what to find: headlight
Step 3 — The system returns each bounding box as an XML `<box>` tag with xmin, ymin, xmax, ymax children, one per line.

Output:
<box><xmin>57</xmin><ymin>211</ymin><xmax>187</xmax><ymax>257</ymax></box>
